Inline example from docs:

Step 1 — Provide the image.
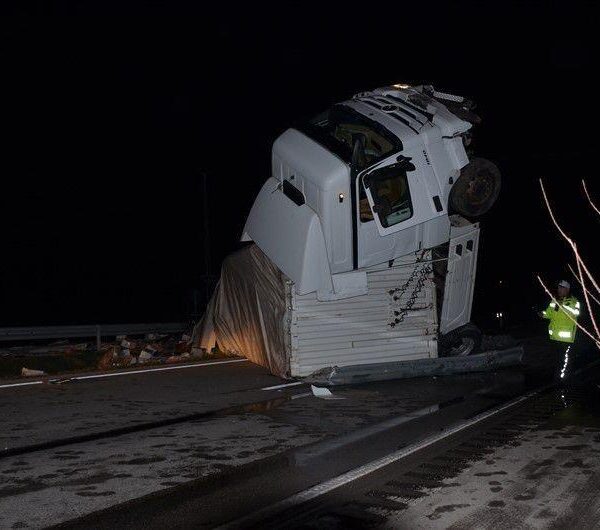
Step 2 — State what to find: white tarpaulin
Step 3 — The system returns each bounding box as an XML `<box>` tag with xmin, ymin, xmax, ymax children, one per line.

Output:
<box><xmin>192</xmin><ymin>244</ymin><xmax>290</xmax><ymax>377</ymax></box>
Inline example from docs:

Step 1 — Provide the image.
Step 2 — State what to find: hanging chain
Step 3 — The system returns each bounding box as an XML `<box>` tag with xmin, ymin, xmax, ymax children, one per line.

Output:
<box><xmin>389</xmin><ymin>262</ymin><xmax>432</xmax><ymax>327</ymax></box>
<box><xmin>388</xmin><ymin>263</ymin><xmax>421</xmax><ymax>302</ymax></box>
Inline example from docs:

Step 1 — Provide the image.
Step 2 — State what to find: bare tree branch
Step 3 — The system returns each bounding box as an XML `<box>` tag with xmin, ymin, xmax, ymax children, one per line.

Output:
<box><xmin>539</xmin><ymin>179</ymin><xmax>600</xmax><ymax>296</ymax></box>
<box><xmin>583</xmin><ymin>180</ymin><xmax>600</xmax><ymax>217</ymax></box>
<box><xmin>539</xmin><ymin>179</ymin><xmax>599</xmax><ymax>350</ymax></box>
<box><xmin>568</xmin><ymin>263</ymin><xmax>600</xmax><ymax>307</ymax></box>
<box><xmin>576</xmin><ymin>249</ymin><xmax>600</xmax><ymax>339</ymax></box>
<box><xmin>539</xmin><ymin>179</ymin><xmax>575</xmax><ymax>245</ymax></box>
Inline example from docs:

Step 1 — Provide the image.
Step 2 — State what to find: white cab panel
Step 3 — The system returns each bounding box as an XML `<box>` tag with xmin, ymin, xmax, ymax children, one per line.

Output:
<box><xmin>242</xmin><ymin>177</ymin><xmax>332</xmax><ymax>295</ymax></box>
<box><xmin>440</xmin><ymin>216</ymin><xmax>480</xmax><ymax>334</ymax></box>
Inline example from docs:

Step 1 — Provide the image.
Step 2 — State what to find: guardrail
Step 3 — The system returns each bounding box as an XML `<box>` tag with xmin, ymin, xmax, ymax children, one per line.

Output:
<box><xmin>0</xmin><ymin>322</ymin><xmax>188</xmax><ymax>350</ymax></box>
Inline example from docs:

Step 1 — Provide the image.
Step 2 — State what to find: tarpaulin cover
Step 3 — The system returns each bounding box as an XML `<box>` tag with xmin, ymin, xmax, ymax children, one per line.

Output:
<box><xmin>192</xmin><ymin>244</ymin><xmax>289</xmax><ymax>377</ymax></box>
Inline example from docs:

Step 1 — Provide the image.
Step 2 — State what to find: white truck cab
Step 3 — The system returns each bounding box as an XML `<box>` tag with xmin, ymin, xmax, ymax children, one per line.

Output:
<box><xmin>242</xmin><ymin>85</ymin><xmax>499</xmax><ymax>305</ymax></box>
<box><xmin>198</xmin><ymin>84</ymin><xmax>501</xmax><ymax>377</ymax></box>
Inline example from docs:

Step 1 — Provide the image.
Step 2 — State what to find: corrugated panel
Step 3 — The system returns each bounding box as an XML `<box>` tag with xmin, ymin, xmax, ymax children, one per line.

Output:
<box><xmin>289</xmin><ymin>255</ymin><xmax>438</xmax><ymax>377</ymax></box>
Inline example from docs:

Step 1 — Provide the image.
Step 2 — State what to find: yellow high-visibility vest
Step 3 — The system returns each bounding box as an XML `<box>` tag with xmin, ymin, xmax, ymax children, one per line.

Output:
<box><xmin>542</xmin><ymin>296</ymin><xmax>580</xmax><ymax>343</ymax></box>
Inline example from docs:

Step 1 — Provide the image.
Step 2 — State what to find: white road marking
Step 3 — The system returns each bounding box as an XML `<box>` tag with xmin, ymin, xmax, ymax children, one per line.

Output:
<box><xmin>73</xmin><ymin>359</ymin><xmax>248</xmax><ymax>380</ymax></box>
<box><xmin>0</xmin><ymin>359</ymin><xmax>249</xmax><ymax>390</ymax></box>
<box><xmin>294</xmin><ymin>403</ymin><xmax>440</xmax><ymax>465</ymax></box>
<box><xmin>261</xmin><ymin>381</ymin><xmax>304</xmax><ymax>391</ymax></box>
<box><xmin>0</xmin><ymin>381</ymin><xmax>44</xmax><ymax>389</ymax></box>
<box><xmin>220</xmin><ymin>389</ymin><xmax>539</xmax><ymax>528</ymax></box>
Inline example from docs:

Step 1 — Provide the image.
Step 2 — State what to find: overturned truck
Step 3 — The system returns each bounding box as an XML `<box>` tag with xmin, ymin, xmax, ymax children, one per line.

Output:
<box><xmin>195</xmin><ymin>84</ymin><xmax>503</xmax><ymax>379</ymax></box>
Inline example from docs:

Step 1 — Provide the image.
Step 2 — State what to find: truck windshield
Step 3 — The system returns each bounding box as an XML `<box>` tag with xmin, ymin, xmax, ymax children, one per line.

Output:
<box><xmin>296</xmin><ymin>105</ymin><xmax>401</xmax><ymax>168</ymax></box>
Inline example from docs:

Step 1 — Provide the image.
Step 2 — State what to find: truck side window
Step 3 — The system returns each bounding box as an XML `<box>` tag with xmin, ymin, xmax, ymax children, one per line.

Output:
<box><xmin>367</xmin><ymin>169</ymin><xmax>413</xmax><ymax>228</ymax></box>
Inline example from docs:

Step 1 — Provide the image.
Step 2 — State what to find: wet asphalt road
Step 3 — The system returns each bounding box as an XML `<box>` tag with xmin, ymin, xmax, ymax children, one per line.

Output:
<box><xmin>1</xmin><ymin>337</ymin><xmax>598</xmax><ymax>529</ymax></box>
<box><xmin>0</xmin><ymin>359</ymin><xmax>280</xmax><ymax>448</ymax></box>
<box><xmin>254</xmin><ymin>368</ymin><xmax>600</xmax><ymax>529</ymax></box>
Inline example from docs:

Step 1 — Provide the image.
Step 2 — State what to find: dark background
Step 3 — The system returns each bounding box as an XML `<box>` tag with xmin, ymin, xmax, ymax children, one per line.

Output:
<box><xmin>1</xmin><ymin>2</ymin><xmax>597</xmax><ymax>330</ymax></box>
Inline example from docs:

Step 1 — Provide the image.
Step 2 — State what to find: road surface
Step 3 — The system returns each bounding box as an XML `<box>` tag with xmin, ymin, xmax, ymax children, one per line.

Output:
<box><xmin>0</xmin><ymin>339</ymin><xmax>598</xmax><ymax>529</ymax></box>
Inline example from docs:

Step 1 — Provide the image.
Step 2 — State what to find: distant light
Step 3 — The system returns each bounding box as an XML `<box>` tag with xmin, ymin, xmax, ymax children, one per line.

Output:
<box><xmin>495</xmin><ymin>312</ymin><xmax>503</xmax><ymax>319</ymax></box>
<box><xmin>393</xmin><ymin>83</ymin><xmax>411</xmax><ymax>89</ymax></box>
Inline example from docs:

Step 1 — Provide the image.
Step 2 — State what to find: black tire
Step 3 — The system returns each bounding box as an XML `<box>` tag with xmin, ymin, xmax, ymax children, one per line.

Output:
<box><xmin>440</xmin><ymin>323</ymin><xmax>482</xmax><ymax>357</ymax></box>
<box><xmin>449</xmin><ymin>158</ymin><xmax>501</xmax><ymax>218</ymax></box>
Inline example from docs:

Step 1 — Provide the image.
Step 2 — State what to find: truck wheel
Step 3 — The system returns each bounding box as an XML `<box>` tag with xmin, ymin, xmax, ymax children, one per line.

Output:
<box><xmin>449</xmin><ymin>158</ymin><xmax>501</xmax><ymax>218</ymax></box>
<box><xmin>440</xmin><ymin>323</ymin><xmax>482</xmax><ymax>357</ymax></box>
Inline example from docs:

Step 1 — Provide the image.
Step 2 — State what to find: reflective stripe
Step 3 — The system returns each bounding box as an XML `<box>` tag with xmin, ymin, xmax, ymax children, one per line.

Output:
<box><xmin>564</xmin><ymin>305</ymin><xmax>580</xmax><ymax>316</ymax></box>
<box><xmin>558</xmin><ymin>331</ymin><xmax>572</xmax><ymax>339</ymax></box>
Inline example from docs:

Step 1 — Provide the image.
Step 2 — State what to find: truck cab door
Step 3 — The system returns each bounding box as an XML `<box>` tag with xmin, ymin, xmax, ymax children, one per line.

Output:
<box><xmin>361</xmin><ymin>156</ymin><xmax>434</xmax><ymax>237</ymax></box>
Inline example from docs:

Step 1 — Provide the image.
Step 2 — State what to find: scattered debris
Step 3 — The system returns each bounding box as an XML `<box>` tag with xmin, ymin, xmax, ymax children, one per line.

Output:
<box><xmin>176</xmin><ymin>341</ymin><xmax>191</xmax><ymax>354</ymax></box>
<box><xmin>96</xmin><ymin>334</ymin><xmax>197</xmax><ymax>368</ymax></box>
<box><xmin>138</xmin><ymin>345</ymin><xmax>160</xmax><ymax>363</ymax></box>
<box><xmin>21</xmin><ymin>367</ymin><xmax>46</xmax><ymax>377</ymax></box>
<box><xmin>1</xmin><ymin>326</ymin><xmax>209</xmax><ymax>379</ymax></box>
<box><xmin>310</xmin><ymin>384</ymin><xmax>345</xmax><ymax>400</ymax></box>
<box><xmin>97</xmin><ymin>351</ymin><xmax>113</xmax><ymax>371</ymax></box>
<box><xmin>97</xmin><ymin>345</ymin><xmax>121</xmax><ymax>370</ymax></box>
<box><xmin>120</xmin><ymin>339</ymin><xmax>137</xmax><ymax>350</ymax></box>
<box><xmin>166</xmin><ymin>354</ymin><xmax>188</xmax><ymax>364</ymax></box>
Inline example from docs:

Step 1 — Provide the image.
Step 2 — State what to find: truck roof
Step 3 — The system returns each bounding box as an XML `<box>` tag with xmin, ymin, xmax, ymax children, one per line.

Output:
<box><xmin>346</xmin><ymin>85</ymin><xmax>473</xmax><ymax>150</ymax></box>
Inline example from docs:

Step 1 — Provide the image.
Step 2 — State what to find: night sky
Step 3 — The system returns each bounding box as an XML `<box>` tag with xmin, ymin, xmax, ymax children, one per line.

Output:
<box><xmin>1</xmin><ymin>2</ymin><xmax>597</xmax><ymax>328</ymax></box>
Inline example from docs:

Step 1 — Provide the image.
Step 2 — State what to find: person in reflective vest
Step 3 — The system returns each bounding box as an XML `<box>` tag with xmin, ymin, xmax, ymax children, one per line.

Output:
<box><xmin>540</xmin><ymin>280</ymin><xmax>580</xmax><ymax>379</ymax></box>
<box><xmin>541</xmin><ymin>280</ymin><xmax>580</xmax><ymax>343</ymax></box>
